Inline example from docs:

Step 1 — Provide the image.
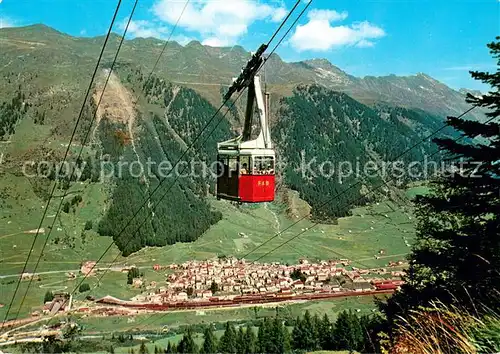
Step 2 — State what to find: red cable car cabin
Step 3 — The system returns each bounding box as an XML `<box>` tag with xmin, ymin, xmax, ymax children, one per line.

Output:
<box><xmin>216</xmin><ymin>74</ymin><xmax>275</xmax><ymax>203</ymax></box>
<box><xmin>217</xmin><ymin>152</ymin><xmax>275</xmax><ymax>203</ymax></box>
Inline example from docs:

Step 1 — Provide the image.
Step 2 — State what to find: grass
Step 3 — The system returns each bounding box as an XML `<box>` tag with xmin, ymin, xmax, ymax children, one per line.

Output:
<box><xmin>0</xmin><ymin>24</ymin><xmax>420</xmax><ymax>329</ymax></box>
<box><xmin>385</xmin><ymin>300</ymin><xmax>500</xmax><ymax>354</ymax></box>
<box><xmin>0</xmin><ymin>37</ymin><xmax>419</xmax><ymax>324</ymax></box>
<box><xmin>124</xmin><ymin>198</ymin><xmax>415</xmax><ymax>270</ymax></box>
<box><xmin>73</xmin><ymin>294</ymin><xmax>380</xmax><ymax>353</ymax></box>
<box><xmin>112</xmin><ymin>330</ymin><xmax>226</xmax><ymax>354</ymax></box>
<box><xmin>72</xmin><ymin>294</ymin><xmax>384</xmax><ymax>345</ymax></box>
<box><xmin>5</xmin><ymin>291</ymin><xmax>386</xmax><ymax>338</ymax></box>
<box><xmin>405</xmin><ymin>183</ymin><xmax>431</xmax><ymax>200</ymax></box>
<box><xmin>307</xmin><ymin>352</ymin><xmax>357</xmax><ymax>354</ymax></box>
<box><xmin>0</xmin><ymin>185</ymin><xmax>414</xmax><ymax>321</ymax></box>
<box><xmin>113</xmin><ymin>336</ymin><xmax>360</xmax><ymax>354</ymax></box>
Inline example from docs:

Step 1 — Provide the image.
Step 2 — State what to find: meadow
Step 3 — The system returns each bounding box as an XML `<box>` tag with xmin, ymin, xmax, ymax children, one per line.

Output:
<box><xmin>1</xmin><ymin>120</ymin><xmax>416</xmax><ymax>321</ymax></box>
<box><xmin>3</xmin><ymin>295</ymin><xmax>381</xmax><ymax>353</ymax></box>
<box><xmin>0</xmin><ymin>182</ymin><xmax>413</xmax><ymax>321</ymax></box>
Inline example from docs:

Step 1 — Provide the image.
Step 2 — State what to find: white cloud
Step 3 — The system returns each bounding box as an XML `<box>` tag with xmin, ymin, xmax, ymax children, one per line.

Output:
<box><xmin>202</xmin><ymin>37</ymin><xmax>230</xmax><ymax>47</ymax></box>
<box><xmin>119</xmin><ymin>18</ymin><xmax>194</xmax><ymax>45</ymax></box>
<box><xmin>356</xmin><ymin>39</ymin><xmax>374</xmax><ymax>48</ymax></box>
<box><xmin>289</xmin><ymin>8</ymin><xmax>385</xmax><ymax>51</ymax></box>
<box><xmin>120</xmin><ymin>19</ymin><xmax>195</xmax><ymax>44</ymax></box>
<box><xmin>0</xmin><ymin>17</ymin><xmax>14</xmax><ymax>29</ymax></box>
<box><xmin>171</xmin><ymin>34</ymin><xmax>194</xmax><ymax>46</ymax></box>
<box><xmin>308</xmin><ymin>9</ymin><xmax>348</xmax><ymax>22</ymax></box>
<box><xmin>272</xmin><ymin>7</ymin><xmax>287</xmax><ymax>22</ymax></box>
<box><xmin>122</xmin><ymin>19</ymin><xmax>170</xmax><ymax>39</ymax></box>
<box><xmin>152</xmin><ymin>0</ymin><xmax>287</xmax><ymax>46</ymax></box>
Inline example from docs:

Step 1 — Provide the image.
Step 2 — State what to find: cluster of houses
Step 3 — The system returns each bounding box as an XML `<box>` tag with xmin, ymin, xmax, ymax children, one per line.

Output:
<box><xmin>80</xmin><ymin>261</ymin><xmax>97</xmax><ymax>276</ymax></box>
<box><xmin>20</xmin><ymin>273</ymin><xmax>41</xmax><ymax>281</ymax></box>
<box><xmin>42</xmin><ymin>292</ymin><xmax>71</xmax><ymax>315</ymax></box>
<box><xmin>130</xmin><ymin>257</ymin><xmax>405</xmax><ymax>303</ymax></box>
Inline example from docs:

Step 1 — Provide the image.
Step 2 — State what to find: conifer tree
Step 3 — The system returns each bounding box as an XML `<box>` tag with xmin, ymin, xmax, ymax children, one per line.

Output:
<box><xmin>257</xmin><ymin>318</ymin><xmax>271</xmax><ymax>353</ymax></box>
<box><xmin>218</xmin><ymin>322</ymin><xmax>237</xmax><ymax>353</ymax></box>
<box><xmin>332</xmin><ymin>310</ymin><xmax>363</xmax><ymax>352</ymax></box>
<box><xmin>301</xmin><ymin>310</ymin><xmax>318</xmax><ymax>350</ymax></box>
<box><xmin>235</xmin><ymin>326</ymin><xmax>245</xmax><ymax>354</ymax></box>
<box><xmin>312</xmin><ymin>314</ymin><xmax>322</xmax><ymax>349</ymax></box>
<box><xmin>165</xmin><ymin>341</ymin><xmax>178</xmax><ymax>354</ymax></box>
<box><xmin>165</xmin><ymin>341</ymin><xmax>172</xmax><ymax>354</ymax></box>
<box><xmin>139</xmin><ymin>342</ymin><xmax>149</xmax><ymax>354</ymax></box>
<box><xmin>171</xmin><ymin>343</ymin><xmax>178</xmax><ymax>354</ymax></box>
<box><xmin>210</xmin><ymin>281</ymin><xmax>219</xmax><ymax>294</ymax></box>
<box><xmin>282</xmin><ymin>322</ymin><xmax>291</xmax><ymax>354</ymax></box>
<box><xmin>291</xmin><ymin>311</ymin><xmax>318</xmax><ymax>351</ymax></box>
<box><xmin>177</xmin><ymin>328</ymin><xmax>198</xmax><ymax>354</ymax></box>
<box><xmin>44</xmin><ymin>291</ymin><xmax>54</xmax><ymax>303</ymax></box>
<box><xmin>383</xmin><ymin>36</ymin><xmax>500</xmax><ymax>324</ymax></box>
<box><xmin>201</xmin><ymin>325</ymin><xmax>218</xmax><ymax>354</ymax></box>
<box><xmin>243</xmin><ymin>324</ymin><xmax>256</xmax><ymax>354</ymax></box>
<box><xmin>359</xmin><ymin>313</ymin><xmax>385</xmax><ymax>353</ymax></box>
<box><xmin>80</xmin><ymin>155</ymin><xmax>92</xmax><ymax>181</ymax></box>
<box><xmin>269</xmin><ymin>317</ymin><xmax>285</xmax><ymax>353</ymax></box>
<box><xmin>271</xmin><ymin>317</ymin><xmax>291</xmax><ymax>353</ymax></box>
<box><xmin>318</xmin><ymin>313</ymin><xmax>333</xmax><ymax>350</ymax></box>
<box><xmin>291</xmin><ymin>316</ymin><xmax>304</xmax><ymax>350</ymax></box>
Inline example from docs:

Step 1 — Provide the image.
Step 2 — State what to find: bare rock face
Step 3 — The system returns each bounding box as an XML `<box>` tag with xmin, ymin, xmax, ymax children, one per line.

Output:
<box><xmin>282</xmin><ymin>188</ymin><xmax>312</xmax><ymax>220</ymax></box>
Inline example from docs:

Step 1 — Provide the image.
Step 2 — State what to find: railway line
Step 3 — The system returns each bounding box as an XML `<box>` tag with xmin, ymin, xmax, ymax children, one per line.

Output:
<box><xmin>90</xmin><ymin>289</ymin><xmax>395</xmax><ymax>312</ymax></box>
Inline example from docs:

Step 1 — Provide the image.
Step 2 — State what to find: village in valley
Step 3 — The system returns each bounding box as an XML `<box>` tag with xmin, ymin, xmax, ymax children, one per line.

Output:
<box><xmin>2</xmin><ymin>255</ymin><xmax>407</xmax><ymax>346</ymax></box>
<box><xmin>60</xmin><ymin>256</ymin><xmax>407</xmax><ymax>314</ymax></box>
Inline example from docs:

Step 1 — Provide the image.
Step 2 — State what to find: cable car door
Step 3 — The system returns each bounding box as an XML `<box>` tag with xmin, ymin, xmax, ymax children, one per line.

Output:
<box><xmin>217</xmin><ymin>155</ymin><xmax>239</xmax><ymax>200</ymax></box>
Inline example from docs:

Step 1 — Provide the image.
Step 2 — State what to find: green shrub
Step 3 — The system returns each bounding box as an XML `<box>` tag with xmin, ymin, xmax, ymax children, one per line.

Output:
<box><xmin>44</xmin><ymin>290</ymin><xmax>54</xmax><ymax>303</ymax></box>
<box><xmin>79</xmin><ymin>283</ymin><xmax>91</xmax><ymax>293</ymax></box>
<box><xmin>84</xmin><ymin>220</ymin><xmax>93</xmax><ymax>230</ymax></box>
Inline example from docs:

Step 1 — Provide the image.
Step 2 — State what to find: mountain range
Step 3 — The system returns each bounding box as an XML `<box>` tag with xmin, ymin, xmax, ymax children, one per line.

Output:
<box><xmin>1</xmin><ymin>24</ymin><xmax>485</xmax><ymax>120</ymax></box>
<box><xmin>0</xmin><ymin>24</ymin><xmax>484</xmax><ymax>255</ymax></box>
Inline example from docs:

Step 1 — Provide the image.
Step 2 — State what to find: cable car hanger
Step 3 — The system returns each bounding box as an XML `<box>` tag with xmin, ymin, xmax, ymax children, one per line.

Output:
<box><xmin>216</xmin><ymin>43</ymin><xmax>276</xmax><ymax>203</ymax></box>
<box><xmin>223</xmin><ymin>43</ymin><xmax>267</xmax><ymax>102</ymax></box>
<box><xmin>219</xmin><ymin>43</ymin><xmax>272</xmax><ymax>150</ymax></box>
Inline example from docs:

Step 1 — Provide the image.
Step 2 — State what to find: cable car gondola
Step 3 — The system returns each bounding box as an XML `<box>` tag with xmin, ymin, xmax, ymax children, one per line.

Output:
<box><xmin>216</xmin><ymin>46</ymin><xmax>275</xmax><ymax>203</ymax></box>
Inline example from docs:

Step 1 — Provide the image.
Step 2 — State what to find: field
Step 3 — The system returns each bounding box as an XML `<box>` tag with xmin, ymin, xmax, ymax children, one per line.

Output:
<box><xmin>0</xmin><ymin>23</ymin><xmax>421</xmax><ymax>329</ymax></box>
<box><xmin>125</xmin><ymin>198</ymin><xmax>414</xmax><ymax>268</ymax></box>
<box><xmin>1</xmin><ymin>106</ymin><xmax>416</xmax><ymax>323</ymax></box>
<box><xmin>2</xmin><ymin>295</ymin><xmax>382</xmax><ymax>353</ymax></box>
<box><xmin>405</xmin><ymin>182</ymin><xmax>431</xmax><ymax>200</ymax></box>
<box><xmin>0</xmin><ymin>178</ymin><xmax>414</xmax><ymax>322</ymax></box>
<box><xmin>76</xmin><ymin>294</ymin><xmax>383</xmax><ymax>335</ymax></box>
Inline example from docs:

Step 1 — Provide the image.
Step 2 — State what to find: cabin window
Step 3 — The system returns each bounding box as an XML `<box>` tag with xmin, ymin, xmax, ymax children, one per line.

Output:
<box><xmin>264</xmin><ymin>156</ymin><xmax>274</xmax><ymax>174</ymax></box>
<box><xmin>228</xmin><ymin>156</ymin><xmax>238</xmax><ymax>176</ymax></box>
<box><xmin>218</xmin><ymin>156</ymin><xmax>228</xmax><ymax>165</ymax></box>
<box><xmin>239</xmin><ymin>156</ymin><xmax>250</xmax><ymax>175</ymax></box>
<box><xmin>217</xmin><ymin>155</ymin><xmax>228</xmax><ymax>176</ymax></box>
<box><xmin>252</xmin><ymin>156</ymin><xmax>274</xmax><ymax>175</ymax></box>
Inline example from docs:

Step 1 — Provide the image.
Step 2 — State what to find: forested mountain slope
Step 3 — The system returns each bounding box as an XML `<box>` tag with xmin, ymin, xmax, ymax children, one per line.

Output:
<box><xmin>273</xmin><ymin>85</ymin><xmax>457</xmax><ymax>221</ymax></box>
<box><xmin>91</xmin><ymin>66</ymin><xmax>231</xmax><ymax>256</ymax></box>
<box><xmin>0</xmin><ymin>24</ymin><xmax>478</xmax><ymax>254</ymax></box>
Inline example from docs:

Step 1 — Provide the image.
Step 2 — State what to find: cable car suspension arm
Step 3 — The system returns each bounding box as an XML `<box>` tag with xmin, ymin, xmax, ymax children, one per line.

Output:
<box><xmin>223</xmin><ymin>43</ymin><xmax>268</xmax><ymax>101</ymax></box>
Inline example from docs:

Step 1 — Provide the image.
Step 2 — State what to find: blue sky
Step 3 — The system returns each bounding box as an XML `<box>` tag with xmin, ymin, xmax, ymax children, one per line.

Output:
<box><xmin>1</xmin><ymin>0</ymin><xmax>498</xmax><ymax>91</ymax></box>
